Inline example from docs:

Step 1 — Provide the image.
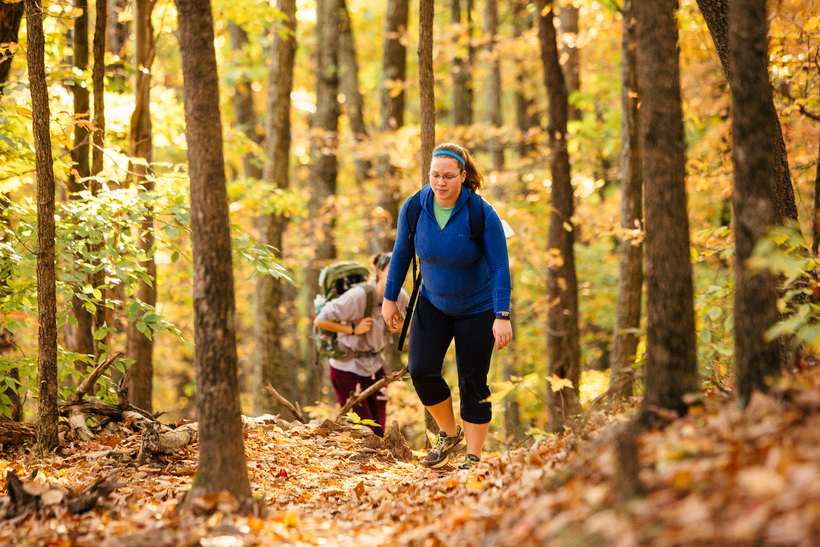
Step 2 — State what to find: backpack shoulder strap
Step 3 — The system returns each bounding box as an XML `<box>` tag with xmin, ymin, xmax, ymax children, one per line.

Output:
<box><xmin>358</xmin><ymin>282</ymin><xmax>375</xmax><ymax>319</ymax></box>
<box><xmin>405</xmin><ymin>190</ymin><xmax>423</xmax><ymax>250</ymax></box>
<box><xmin>468</xmin><ymin>191</ymin><xmax>486</xmax><ymax>254</ymax></box>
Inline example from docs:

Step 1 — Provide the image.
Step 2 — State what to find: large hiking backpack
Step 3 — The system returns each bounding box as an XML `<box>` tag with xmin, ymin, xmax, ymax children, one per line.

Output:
<box><xmin>313</xmin><ymin>261</ymin><xmax>375</xmax><ymax>360</ymax></box>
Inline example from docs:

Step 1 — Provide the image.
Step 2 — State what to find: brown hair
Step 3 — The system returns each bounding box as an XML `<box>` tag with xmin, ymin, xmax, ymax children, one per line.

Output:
<box><xmin>433</xmin><ymin>143</ymin><xmax>484</xmax><ymax>193</ymax></box>
<box><xmin>371</xmin><ymin>252</ymin><xmax>392</xmax><ymax>274</ymax></box>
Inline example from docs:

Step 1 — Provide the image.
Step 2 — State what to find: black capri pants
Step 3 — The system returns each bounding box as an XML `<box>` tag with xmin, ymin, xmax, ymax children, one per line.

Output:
<box><xmin>407</xmin><ymin>294</ymin><xmax>496</xmax><ymax>424</ymax></box>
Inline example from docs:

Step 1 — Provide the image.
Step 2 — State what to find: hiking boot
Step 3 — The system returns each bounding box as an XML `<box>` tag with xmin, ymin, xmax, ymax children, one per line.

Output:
<box><xmin>421</xmin><ymin>425</ymin><xmax>464</xmax><ymax>468</ymax></box>
<box><xmin>458</xmin><ymin>454</ymin><xmax>481</xmax><ymax>470</ymax></box>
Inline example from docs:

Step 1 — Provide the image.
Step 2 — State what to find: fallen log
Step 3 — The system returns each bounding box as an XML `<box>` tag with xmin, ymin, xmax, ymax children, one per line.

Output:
<box><xmin>334</xmin><ymin>366</ymin><xmax>408</xmax><ymax>422</ymax></box>
<box><xmin>137</xmin><ymin>421</ymin><xmax>198</xmax><ymax>465</ymax></box>
<box><xmin>0</xmin><ymin>421</ymin><xmax>36</xmax><ymax>447</ymax></box>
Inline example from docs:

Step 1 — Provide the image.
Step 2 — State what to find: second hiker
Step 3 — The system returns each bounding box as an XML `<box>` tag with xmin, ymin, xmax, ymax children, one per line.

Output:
<box><xmin>314</xmin><ymin>252</ymin><xmax>409</xmax><ymax>437</ymax></box>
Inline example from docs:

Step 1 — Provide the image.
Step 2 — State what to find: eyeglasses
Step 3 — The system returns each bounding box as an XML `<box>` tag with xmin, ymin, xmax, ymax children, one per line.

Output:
<box><xmin>429</xmin><ymin>171</ymin><xmax>463</xmax><ymax>181</ymax></box>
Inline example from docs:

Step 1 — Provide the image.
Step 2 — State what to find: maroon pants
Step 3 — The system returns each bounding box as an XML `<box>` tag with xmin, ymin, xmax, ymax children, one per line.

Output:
<box><xmin>329</xmin><ymin>366</ymin><xmax>387</xmax><ymax>436</ymax></box>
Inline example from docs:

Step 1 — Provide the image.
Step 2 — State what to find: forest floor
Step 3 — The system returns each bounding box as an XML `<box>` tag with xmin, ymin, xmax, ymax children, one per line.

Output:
<box><xmin>3</xmin><ymin>364</ymin><xmax>820</xmax><ymax>547</ymax></box>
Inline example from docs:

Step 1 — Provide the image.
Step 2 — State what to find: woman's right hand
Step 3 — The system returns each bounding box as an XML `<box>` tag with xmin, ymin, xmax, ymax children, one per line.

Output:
<box><xmin>382</xmin><ymin>299</ymin><xmax>401</xmax><ymax>332</ymax></box>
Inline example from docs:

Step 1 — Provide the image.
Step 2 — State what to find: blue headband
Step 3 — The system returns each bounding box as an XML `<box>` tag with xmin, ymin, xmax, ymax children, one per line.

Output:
<box><xmin>433</xmin><ymin>150</ymin><xmax>465</xmax><ymax>165</ymax></box>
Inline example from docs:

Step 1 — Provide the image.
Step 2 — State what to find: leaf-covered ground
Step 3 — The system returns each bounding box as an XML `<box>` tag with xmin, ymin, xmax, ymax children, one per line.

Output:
<box><xmin>4</xmin><ymin>365</ymin><xmax>820</xmax><ymax>547</ymax></box>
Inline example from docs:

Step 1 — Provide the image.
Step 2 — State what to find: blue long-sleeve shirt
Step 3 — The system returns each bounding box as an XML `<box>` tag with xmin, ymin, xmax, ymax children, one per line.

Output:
<box><xmin>383</xmin><ymin>184</ymin><xmax>511</xmax><ymax>316</ymax></box>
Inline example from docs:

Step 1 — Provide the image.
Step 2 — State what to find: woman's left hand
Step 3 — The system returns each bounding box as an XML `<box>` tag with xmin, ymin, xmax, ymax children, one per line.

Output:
<box><xmin>493</xmin><ymin>319</ymin><xmax>513</xmax><ymax>350</ymax></box>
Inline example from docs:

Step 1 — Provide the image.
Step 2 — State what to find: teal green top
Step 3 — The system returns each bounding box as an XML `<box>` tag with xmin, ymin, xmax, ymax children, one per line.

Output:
<box><xmin>433</xmin><ymin>201</ymin><xmax>453</xmax><ymax>229</ymax></box>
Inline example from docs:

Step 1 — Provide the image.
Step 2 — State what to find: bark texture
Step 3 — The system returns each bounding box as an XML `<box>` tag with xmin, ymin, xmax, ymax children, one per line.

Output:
<box><xmin>127</xmin><ymin>0</ymin><xmax>157</xmax><ymax>412</ymax></box>
<box><xmin>228</xmin><ymin>22</ymin><xmax>264</xmax><ymax>181</ymax></box>
<box><xmin>338</xmin><ymin>0</ymin><xmax>372</xmax><ymax>186</ymax></box>
<box><xmin>174</xmin><ymin>0</ymin><xmax>252</xmax><ymax>501</ymax></box>
<box><xmin>730</xmin><ymin>0</ymin><xmax>780</xmax><ymax>404</ymax></box>
<box><xmin>305</xmin><ymin>0</ymin><xmax>341</xmax><ymax>405</ymax></box>
<box><xmin>695</xmin><ymin>0</ymin><xmax>798</xmax><ymax>226</ymax></box>
<box><xmin>484</xmin><ymin>0</ymin><xmax>503</xmax><ymax>171</ymax></box>
<box><xmin>91</xmin><ymin>0</ymin><xmax>108</xmax><ymax>362</ymax></box>
<box><xmin>254</xmin><ymin>0</ymin><xmax>297</xmax><ymax>416</ymax></box>
<box><xmin>26</xmin><ymin>0</ymin><xmax>59</xmax><ymax>450</ymax></box>
<box><xmin>537</xmin><ymin>0</ymin><xmax>581</xmax><ymax>432</ymax></box>
<box><xmin>373</xmin><ymin>0</ymin><xmax>409</xmax><ymax>254</ymax></box>
<box><xmin>636</xmin><ymin>0</ymin><xmax>699</xmax><ymax>416</ymax></box>
<box><xmin>419</xmin><ymin>0</ymin><xmax>435</xmax><ymax>185</ymax></box>
<box><xmin>451</xmin><ymin>0</ymin><xmax>473</xmax><ymax>127</ymax></box>
<box><xmin>0</xmin><ymin>0</ymin><xmax>24</xmax><ymax>88</ymax></box>
<box><xmin>610</xmin><ymin>0</ymin><xmax>643</xmax><ymax>400</ymax></box>
<box><xmin>513</xmin><ymin>0</ymin><xmax>538</xmax><ymax>158</ymax></box>
<box><xmin>559</xmin><ymin>3</ymin><xmax>580</xmax><ymax>122</ymax></box>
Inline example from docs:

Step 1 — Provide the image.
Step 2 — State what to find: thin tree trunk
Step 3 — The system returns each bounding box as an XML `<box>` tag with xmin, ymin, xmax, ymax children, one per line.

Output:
<box><xmin>730</xmin><ymin>0</ymin><xmax>780</xmax><ymax>405</ymax></box>
<box><xmin>814</xmin><ymin>132</ymin><xmax>820</xmax><ymax>256</ymax></box>
<box><xmin>26</xmin><ymin>0</ymin><xmax>59</xmax><ymax>450</ymax></box>
<box><xmin>174</xmin><ymin>0</ymin><xmax>252</xmax><ymax>502</ymax></box>
<box><xmin>484</xmin><ymin>0</ymin><xmax>503</xmax><ymax>171</ymax></box>
<box><xmin>419</xmin><ymin>0</ymin><xmax>435</xmax><ymax>185</ymax></box>
<box><xmin>559</xmin><ymin>3</ymin><xmax>580</xmax><ymax>122</ymax></box>
<box><xmin>609</xmin><ymin>0</ymin><xmax>642</xmax><ymax>401</ymax></box>
<box><xmin>451</xmin><ymin>0</ymin><xmax>472</xmax><ymax>127</ymax></box>
<box><xmin>636</xmin><ymin>0</ymin><xmax>699</xmax><ymax>417</ymax></box>
<box><xmin>537</xmin><ymin>0</ymin><xmax>581</xmax><ymax>433</ymax></box>
<box><xmin>695</xmin><ymin>0</ymin><xmax>798</xmax><ymax>227</ymax></box>
<box><xmin>1</xmin><ymin>5</ymin><xmax>25</xmax><ymax>420</ymax></box>
<box><xmin>304</xmin><ymin>0</ymin><xmax>341</xmax><ymax>405</ymax></box>
<box><xmin>126</xmin><ymin>0</ymin><xmax>157</xmax><ymax>412</ymax></box>
<box><xmin>66</xmin><ymin>0</ymin><xmax>95</xmax><ymax>367</ymax></box>
<box><xmin>228</xmin><ymin>22</ymin><xmax>264</xmax><ymax>181</ymax></box>
<box><xmin>91</xmin><ymin>0</ymin><xmax>108</xmax><ymax>361</ymax></box>
<box><xmin>254</xmin><ymin>0</ymin><xmax>297</xmax><ymax>416</ymax></box>
<box><xmin>373</xmin><ymin>0</ymin><xmax>409</xmax><ymax>255</ymax></box>
<box><xmin>0</xmin><ymin>1</ymin><xmax>24</xmax><ymax>89</ymax></box>
<box><xmin>338</xmin><ymin>0</ymin><xmax>372</xmax><ymax>186</ymax></box>
<box><xmin>513</xmin><ymin>0</ymin><xmax>538</xmax><ymax>159</ymax></box>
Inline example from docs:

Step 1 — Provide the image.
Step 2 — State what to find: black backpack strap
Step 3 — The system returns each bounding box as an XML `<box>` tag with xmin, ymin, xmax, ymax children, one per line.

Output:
<box><xmin>468</xmin><ymin>190</ymin><xmax>486</xmax><ymax>254</ymax></box>
<box><xmin>398</xmin><ymin>191</ymin><xmax>423</xmax><ymax>352</ymax></box>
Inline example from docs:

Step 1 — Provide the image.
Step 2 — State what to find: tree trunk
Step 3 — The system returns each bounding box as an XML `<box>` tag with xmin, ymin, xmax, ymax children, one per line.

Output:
<box><xmin>484</xmin><ymin>0</ymin><xmax>503</xmax><ymax>171</ymax></box>
<box><xmin>451</xmin><ymin>0</ymin><xmax>473</xmax><ymax>127</ymax></box>
<box><xmin>338</xmin><ymin>0</ymin><xmax>372</xmax><ymax>186</ymax></box>
<box><xmin>636</xmin><ymin>0</ymin><xmax>699</xmax><ymax>417</ymax></box>
<box><xmin>695</xmin><ymin>0</ymin><xmax>798</xmax><ymax>227</ymax></box>
<box><xmin>814</xmin><ymin>131</ymin><xmax>820</xmax><ymax>256</ymax></box>
<box><xmin>174</xmin><ymin>0</ymin><xmax>252</xmax><ymax>502</ymax></box>
<box><xmin>513</xmin><ymin>0</ymin><xmax>538</xmax><ymax>159</ymax></box>
<box><xmin>609</xmin><ymin>0</ymin><xmax>643</xmax><ymax>401</ymax></box>
<box><xmin>26</xmin><ymin>0</ymin><xmax>59</xmax><ymax>450</ymax></box>
<box><xmin>228</xmin><ymin>22</ymin><xmax>264</xmax><ymax>182</ymax></box>
<box><xmin>107</xmin><ymin>0</ymin><xmax>129</xmax><ymax>81</ymax></box>
<box><xmin>1</xmin><ymin>192</ymin><xmax>21</xmax><ymax>422</ymax></box>
<box><xmin>419</xmin><ymin>0</ymin><xmax>435</xmax><ymax>186</ymax></box>
<box><xmin>730</xmin><ymin>0</ymin><xmax>780</xmax><ymax>405</ymax></box>
<box><xmin>126</xmin><ymin>0</ymin><xmax>157</xmax><ymax>412</ymax></box>
<box><xmin>558</xmin><ymin>3</ymin><xmax>580</xmax><ymax>122</ymax></box>
<box><xmin>254</xmin><ymin>0</ymin><xmax>297</xmax><ymax>416</ymax></box>
<box><xmin>373</xmin><ymin>0</ymin><xmax>409</xmax><ymax>255</ymax></box>
<box><xmin>304</xmin><ymin>0</ymin><xmax>341</xmax><ymax>406</ymax></box>
<box><xmin>537</xmin><ymin>0</ymin><xmax>581</xmax><ymax>433</ymax></box>
<box><xmin>0</xmin><ymin>0</ymin><xmax>24</xmax><ymax>89</ymax></box>
<box><xmin>91</xmin><ymin>0</ymin><xmax>109</xmax><ymax>361</ymax></box>
<box><xmin>65</xmin><ymin>0</ymin><xmax>96</xmax><ymax>367</ymax></box>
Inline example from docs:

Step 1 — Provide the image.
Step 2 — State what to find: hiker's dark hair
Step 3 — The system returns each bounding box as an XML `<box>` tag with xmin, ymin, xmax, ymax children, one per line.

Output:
<box><xmin>372</xmin><ymin>252</ymin><xmax>392</xmax><ymax>273</ymax></box>
<box><xmin>433</xmin><ymin>143</ymin><xmax>484</xmax><ymax>193</ymax></box>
